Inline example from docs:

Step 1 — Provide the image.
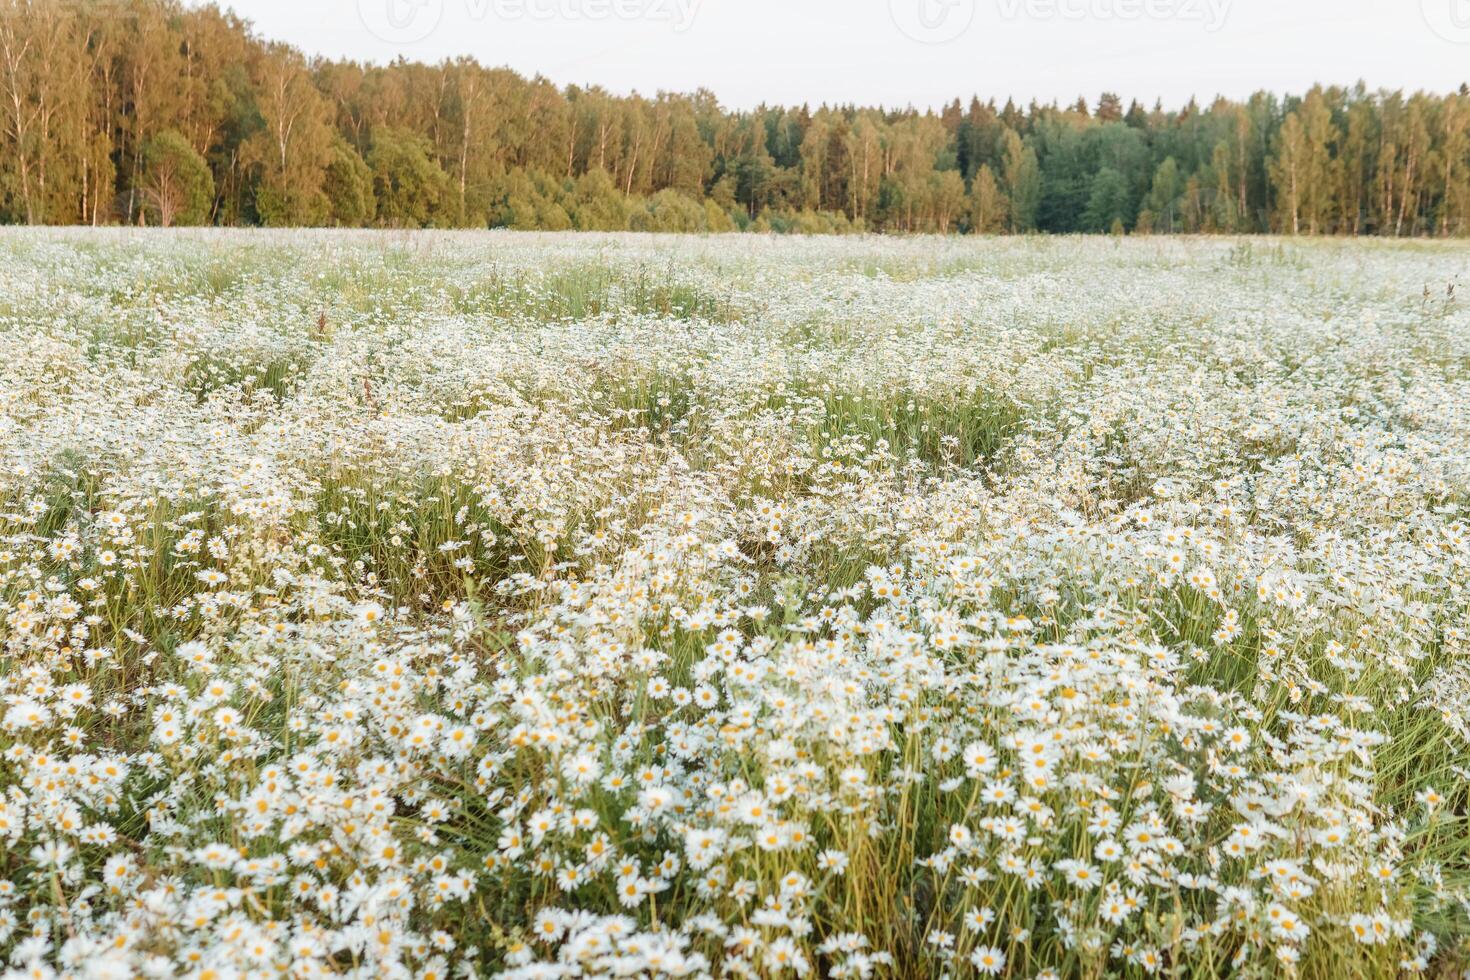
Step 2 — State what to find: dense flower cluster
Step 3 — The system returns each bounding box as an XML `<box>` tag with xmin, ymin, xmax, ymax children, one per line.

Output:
<box><xmin>0</xmin><ymin>229</ymin><xmax>1467</xmax><ymax>978</ymax></box>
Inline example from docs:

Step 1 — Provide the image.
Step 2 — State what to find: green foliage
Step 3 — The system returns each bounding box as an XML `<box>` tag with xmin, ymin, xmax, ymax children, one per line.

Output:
<box><xmin>1002</xmin><ymin>130</ymin><xmax>1042</xmax><ymax>232</ymax></box>
<box><xmin>764</xmin><ymin>208</ymin><xmax>860</xmax><ymax>234</ymax></box>
<box><xmin>968</xmin><ymin>164</ymin><xmax>1007</xmax><ymax>233</ymax></box>
<box><xmin>1145</xmin><ymin>157</ymin><xmax>1184</xmax><ymax>233</ymax></box>
<box><xmin>1083</xmin><ymin>166</ymin><xmax>1132</xmax><ymax>232</ymax></box>
<box><xmin>703</xmin><ymin>199</ymin><xmax>736</xmax><ymax>232</ymax></box>
<box><xmin>323</xmin><ymin>137</ymin><xmax>376</xmax><ymax>226</ymax></box>
<box><xmin>487</xmin><ymin>168</ymin><xmax>574</xmax><ymax>231</ymax></box>
<box><xmin>631</xmin><ymin>188</ymin><xmax>709</xmax><ymax>232</ymax></box>
<box><xmin>368</xmin><ymin>128</ymin><xmax>453</xmax><ymax>228</ymax></box>
<box><xmin>254</xmin><ymin>181</ymin><xmax>330</xmax><ymax>227</ymax></box>
<box><xmin>570</xmin><ymin>170</ymin><xmax>631</xmax><ymax>231</ymax></box>
<box><xmin>140</xmin><ymin>130</ymin><xmax>214</xmax><ymax>227</ymax></box>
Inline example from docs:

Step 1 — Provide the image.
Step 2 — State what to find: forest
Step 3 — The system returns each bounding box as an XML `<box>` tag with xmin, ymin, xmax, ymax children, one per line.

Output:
<box><xmin>2</xmin><ymin>0</ymin><xmax>1469</xmax><ymax>234</ymax></box>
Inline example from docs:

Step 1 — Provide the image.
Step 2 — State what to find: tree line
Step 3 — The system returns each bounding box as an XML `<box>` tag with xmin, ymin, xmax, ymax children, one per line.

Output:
<box><xmin>3</xmin><ymin>0</ymin><xmax>1469</xmax><ymax>235</ymax></box>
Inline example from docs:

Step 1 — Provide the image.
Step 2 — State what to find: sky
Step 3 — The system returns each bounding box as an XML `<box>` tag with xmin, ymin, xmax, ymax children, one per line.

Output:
<box><xmin>213</xmin><ymin>0</ymin><xmax>1470</xmax><ymax>111</ymax></box>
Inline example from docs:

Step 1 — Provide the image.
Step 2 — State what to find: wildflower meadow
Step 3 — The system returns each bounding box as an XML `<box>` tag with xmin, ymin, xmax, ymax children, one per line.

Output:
<box><xmin>1</xmin><ymin>229</ymin><xmax>1468</xmax><ymax>979</ymax></box>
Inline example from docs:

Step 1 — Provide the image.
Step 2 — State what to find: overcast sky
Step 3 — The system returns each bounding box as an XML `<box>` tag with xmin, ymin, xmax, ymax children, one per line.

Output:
<box><xmin>215</xmin><ymin>0</ymin><xmax>1470</xmax><ymax>111</ymax></box>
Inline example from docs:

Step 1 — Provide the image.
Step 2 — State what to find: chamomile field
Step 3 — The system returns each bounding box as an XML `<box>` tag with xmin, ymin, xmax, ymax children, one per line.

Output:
<box><xmin>1</xmin><ymin>229</ymin><xmax>1469</xmax><ymax>979</ymax></box>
